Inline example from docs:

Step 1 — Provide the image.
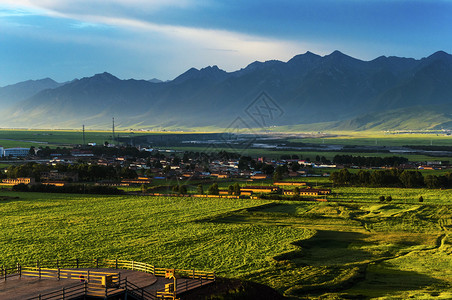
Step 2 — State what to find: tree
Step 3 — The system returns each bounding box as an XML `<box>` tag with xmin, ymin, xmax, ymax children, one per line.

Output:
<box><xmin>207</xmin><ymin>183</ymin><xmax>219</xmax><ymax>195</ymax></box>
<box><xmin>233</xmin><ymin>183</ymin><xmax>241</xmax><ymax>196</ymax></box>
<box><xmin>228</xmin><ymin>185</ymin><xmax>234</xmax><ymax>195</ymax></box>
<box><xmin>196</xmin><ymin>184</ymin><xmax>204</xmax><ymax>195</ymax></box>
<box><xmin>399</xmin><ymin>170</ymin><xmax>424</xmax><ymax>188</ymax></box>
<box><xmin>379</xmin><ymin>195</ymin><xmax>385</xmax><ymax>202</ymax></box>
<box><xmin>419</xmin><ymin>196</ymin><xmax>424</xmax><ymax>202</ymax></box>
<box><xmin>273</xmin><ymin>170</ymin><xmax>283</xmax><ymax>181</ymax></box>
<box><xmin>179</xmin><ymin>185</ymin><xmax>187</xmax><ymax>194</ymax></box>
<box><xmin>425</xmin><ymin>175</ymin><xmax>440</xmax><ymax>189</ymax></box>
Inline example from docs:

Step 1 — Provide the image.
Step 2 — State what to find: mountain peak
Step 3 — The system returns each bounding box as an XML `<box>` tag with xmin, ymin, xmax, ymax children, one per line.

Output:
<box><xmin>428</xmin><ymin>50</ymin><xmax>451</xmax><ymax>60</ymax></box>
<box><xmin>93</xmin><ymin>72</ymin><xmax>119</xmax><ymax>80</ymax></box>
<box><xmin>173</xmin><ymin>65</ymin><xmax>228</xmax><ymax>83</ymax></box>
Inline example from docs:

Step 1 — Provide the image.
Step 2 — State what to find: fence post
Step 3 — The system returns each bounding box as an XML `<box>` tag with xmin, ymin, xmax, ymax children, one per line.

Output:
<box><xmin>87</xmin><ymin>270</ymin><xmax>90</xmax><ymax>283</ymax></box>
<box><xmin>76</xmin><ymin>258</ymin><xmax>79</xmax><ymax>269</ymax></box>
<box><xmin>1</xmin><ymin>265</ymin><xmax>3</xmax><ymax>280</ymax></box>
<box><xmin>84</xmin><ymin>281</ymin><xmax>87</xmax><ymax>294</ymax></box>
<box><xmin>96</xmin><ymin>258</ymin><xmax>99</xmax><ymax>269</ymax></box>
<box><xmin>19</xmin><ymin>264</ymin><xmax>22</xmax><ymax>279</ymax></box>
<box><xmin>115</xmin><ymin>258</ymin><xmax>118</xmax><ymax>269</ymax></box>
<box><xmin>4</xmin><ymin>267</ymin><xmax>6</xmax><ymax>281</ymax></box>
<box><xmin>38</xmin><ymin>265</ymin><xmax>41</xmax><ymax>279</ymax></box>
<box><xmin>153</xmin><ymin>265</ymin><xmax>155</xmax><ymax>275</ymax></box>
<box><xmin>62</xmin><ymin>287</ymin><xmax>65</xmax><ymax>299</ymax></box>
<box><xmin>125</xmin><ymin>277</ymin><xmax>128</xmax><ymax>291</ymax></box>
<box><xmin>38</xmin><ymin>294</ymin><xmax>41</xmax><ymax>300</ymax></box>
<box><xmin>132</xmin><ymin>260</ymin><xmax>134</xmax><ymax>270</ymax></box>
<box><xmin>58</xmin><ymin>268</ymin><xmax>60</xmax><ymax>281</ymax></box>
<box><xmin>192</xmin><ymin>269</ymin><xmax>195</xmax><ymax>279</ymax></box>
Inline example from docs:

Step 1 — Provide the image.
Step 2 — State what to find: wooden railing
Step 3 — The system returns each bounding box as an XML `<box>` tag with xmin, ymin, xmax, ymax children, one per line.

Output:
<box><xmin>1</xmin><ymin>258</ymin><xmax>215</xmax><ymax>300</ymax></box>
<box><xmin>21</xmin><ymin>267</ymin><xmax>120</xmax><ymax>285</ymax></box>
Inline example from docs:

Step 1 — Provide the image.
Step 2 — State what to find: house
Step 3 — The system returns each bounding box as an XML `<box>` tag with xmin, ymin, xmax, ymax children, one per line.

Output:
<box><xmin>241</xmin><ymin>186</ymin><xmax>280</xmax><ymax>194</ymax></box>
<box><xmin>251</xmin><ymin>174</ymin><xmax>268</xmax><ymax>180</ymax></box>
<box><xmin>274</xmin><ymin>181</ymin><xmax>307</xmax><ymax>187</ymax></box>
<box><xmin>41</xmin><ymin>171</ymin><xmax>79</xmax><ymax>182</ymax></box>
<box><xmin>2</xmin><ymin>177</ymin><xmax>35</xmax><ymax>185</ymax></box>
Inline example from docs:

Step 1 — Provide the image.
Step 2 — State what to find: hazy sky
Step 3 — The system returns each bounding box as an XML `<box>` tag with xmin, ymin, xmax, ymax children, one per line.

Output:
<box><xmin>1</xmin><ymin>0</ymin><xmax>451</xmax><ymax>86</ymax></box>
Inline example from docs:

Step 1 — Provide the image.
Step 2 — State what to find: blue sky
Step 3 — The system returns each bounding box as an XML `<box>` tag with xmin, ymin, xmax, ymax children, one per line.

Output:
<box><xmin>0</xmin><ymin>0</ymin><xmax>451</xmax><ymax>86</ymax></box>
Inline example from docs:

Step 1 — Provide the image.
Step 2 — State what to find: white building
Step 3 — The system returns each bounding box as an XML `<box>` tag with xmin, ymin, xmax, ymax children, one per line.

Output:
<box><xmin>3</xmin><ymin>147</ymin><xmax>29</xmax><ymax>157</ymax></box>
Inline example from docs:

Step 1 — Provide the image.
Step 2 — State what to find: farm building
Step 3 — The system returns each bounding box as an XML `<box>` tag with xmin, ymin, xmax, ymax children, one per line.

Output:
<box><xmin>2</xmin><ymin>177</ymin><xmax>35</xmax><ymax>185</ymax></box>
<box><xmin>284</xmin><ymin>188</ymin><xmax>331</xmax><ymax>196</ymax></box>
<box><xmin>241</xmin><ymin>186</ymin><xmax>280</xmax><ymax>194</ymax></box>
<box><xmin>274</xmin><ymin>181</ymin><xmax>307</xmax><ymax>186</ymax></box>
<box><xmin>3</xmin><ymin>147</ymin><xmax>29</xmax><ymax>157</ymax></box>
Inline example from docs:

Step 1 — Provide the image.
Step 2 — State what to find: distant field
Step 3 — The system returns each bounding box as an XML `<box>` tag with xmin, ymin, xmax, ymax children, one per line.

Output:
<box><xmin>296</xmin><ymin>130</ymin><xmax>452</xmax><ymax>147</ymax></box>
<box><xmin>0</xmin><ymin>129</ymin><xmax>176</xmax><ymax>147</ymax></box>
<box><xmin>0</xmin><ymin>190</ymin><xmax>450</xmax><ymax>299</ymax></box>
<box><xmin>169</xmin><ymin>145</ymin><xmax>449</xmax><ymax>162</ymax></box>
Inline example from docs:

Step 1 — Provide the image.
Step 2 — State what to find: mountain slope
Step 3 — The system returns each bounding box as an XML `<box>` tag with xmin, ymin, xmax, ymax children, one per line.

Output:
<box><xmin>1</xmin><ymin>51</ymin><xmax>452</xmax><ymax>130</ymax></box>
<box><xmin>0</xmin><ymin>78</ymin><xmax>62</xmax><ymax>107</ymax></box>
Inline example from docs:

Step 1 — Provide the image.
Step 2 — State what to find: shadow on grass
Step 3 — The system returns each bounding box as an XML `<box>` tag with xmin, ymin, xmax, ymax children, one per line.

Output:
<box><xmin>346</xmin><ymin>263</ymin><xmax>450</xmax><ymax>299</ymax></box>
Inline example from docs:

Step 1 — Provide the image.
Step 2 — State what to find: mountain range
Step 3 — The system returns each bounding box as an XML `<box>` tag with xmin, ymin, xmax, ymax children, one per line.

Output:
<box><xmin>1</xmin><ymin>50</ymin><xmax>452</xmax><ymax>131</ymax></box>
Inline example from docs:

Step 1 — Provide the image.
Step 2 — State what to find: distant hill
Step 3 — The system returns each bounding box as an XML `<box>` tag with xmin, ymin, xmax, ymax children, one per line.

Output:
<box><xmin>0</xmin><ymin>78</ymin><xmax>62</xmax><ymax>107</ymax></box>
<box><xmin>1</xmin><ymin>51</ymin><xmax>452</xmax><ymax>130</ymax></box>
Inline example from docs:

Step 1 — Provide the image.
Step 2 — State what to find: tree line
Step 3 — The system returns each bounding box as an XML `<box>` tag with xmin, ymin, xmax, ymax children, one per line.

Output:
<box><xmin>330</xmin><ymin>168</ymin><xmax>452</xmax><ymax>189</ymax></box>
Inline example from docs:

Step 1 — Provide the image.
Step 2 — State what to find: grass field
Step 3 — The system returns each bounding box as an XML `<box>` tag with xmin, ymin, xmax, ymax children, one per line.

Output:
<box><xmin>0</xmin><ymin>188</ymin><xmax>450</xmax><ymax>299</ymax></box>
<box><xmin>1</xmin><ymin>129</ymin><xmax>452</xmax><ymax>162</ymax></box>
<box><xmin>295</xmin><ymin>130</ymin><xmax>452</xmax><ymax>147</ymax></box>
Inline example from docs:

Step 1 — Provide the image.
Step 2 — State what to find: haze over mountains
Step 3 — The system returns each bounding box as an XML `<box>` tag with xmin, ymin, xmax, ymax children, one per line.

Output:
<box><xmin>1</xmin><ymin>50</ymin><xmax>452</xmax><ymax>131</ymax></box>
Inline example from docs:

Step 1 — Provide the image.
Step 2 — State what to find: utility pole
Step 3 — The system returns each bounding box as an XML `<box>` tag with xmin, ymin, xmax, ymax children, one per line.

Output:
<box><xmin>112</xmin><ymin>117</ymin><xmax>115</xmax><ymax>144</ymax></box>
<box><xmin>82</xmin><ymin>125</ymin><xmax>86</xmax><ymax>145</ymax></box>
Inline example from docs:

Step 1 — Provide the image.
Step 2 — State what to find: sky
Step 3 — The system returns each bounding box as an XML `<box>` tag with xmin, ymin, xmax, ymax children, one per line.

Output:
<box><xmin>0</xmin><ymin>0</ymin><xmax>451</xmax><ymax>86</ymax></box>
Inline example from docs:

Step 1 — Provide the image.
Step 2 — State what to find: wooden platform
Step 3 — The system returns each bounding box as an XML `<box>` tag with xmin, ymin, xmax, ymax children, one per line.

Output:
<box><xmin>0</xmin><ymin>267</ymin><xmax>214</xmax><ymax>299</ymax></box>
<box><xmin>0</xmin><ymin>268</ymin><xmax>156</xmax><ymax>300</ymax></box>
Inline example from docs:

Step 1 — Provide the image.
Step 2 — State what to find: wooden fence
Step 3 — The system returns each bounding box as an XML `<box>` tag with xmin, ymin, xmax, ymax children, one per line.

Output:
<box><xmin>1</xmin><ymin>258</ymin><xmax>215</xmax><ymax>300</ymax></box>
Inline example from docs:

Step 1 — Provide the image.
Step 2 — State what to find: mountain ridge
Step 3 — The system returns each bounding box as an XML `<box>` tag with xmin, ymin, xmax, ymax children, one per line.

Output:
<box><xmin>1</xmin><ymin>50</ymin><xmax>452</xmax><ymax>130</ymax></box>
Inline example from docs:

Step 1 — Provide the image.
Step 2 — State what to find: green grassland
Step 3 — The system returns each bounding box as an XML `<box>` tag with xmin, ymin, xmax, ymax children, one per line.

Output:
<box><xmin>0</xmin><ymin>129</ymin><xmax>177</xmax><ymax>148</ymax></box>
<box><xmin>295</xmin><ymin>131</ymin><xmax>452</xmax><ymax>147</ymax></box>
<box><xmin>0</xmin><ymin>188</ymin><xmax>450</xmax><ymax>299</ymax></box>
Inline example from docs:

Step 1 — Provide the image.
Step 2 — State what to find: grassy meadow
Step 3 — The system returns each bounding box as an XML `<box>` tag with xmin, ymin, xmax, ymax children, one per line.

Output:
<box><xmin>295</xmin><ymin>130</ymin><xmax>452</xmax><ymax>147</ymax></box>
<box><xmin>0</xmin><ymin>188</ymin><xmax>450</xmax><ymax>299</ymax></box>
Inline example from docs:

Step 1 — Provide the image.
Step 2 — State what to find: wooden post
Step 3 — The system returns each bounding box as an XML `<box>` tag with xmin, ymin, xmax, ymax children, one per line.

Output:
<box><xmin>153</xmin><ymin>265</ymin><xmax>155</xmax><ymax>275</ymax></box>
<box><xmin>58</xmin><ymin>268</ymin><xmax>60</xmax><ymax>281</ymax></box>
<box><xmin>96</xmin><ymin>258</ymin><xmax>99</xmax><ymax>269</ymax></box>
<box><xmin>87</xmin><ymin>270</ymin><xmax>90</xmax><ymax>283</ymax></box>
<box><xmin>192</xmin><ymin>269</ymin><xmax>195</xmax><ymax>279</ymax></box>
<box><xmin>76</xmin><ymin>258</ymin><xmax>79</xmax><ymax>269</ymax></box>
<box><xmin>1</xmin><ymin>265</ymin><xmax>3</xmax><ymax>280</ymax></box>
<box><xmin>115</xmin><ymin>258</ymin><xmax>118</xmax><ymax>269</ymax></box>
<box><xmin>38</xmin><ymin>265</ymin><xmax>41</xmax><ymax>279</ymax></box>
<box><xmin>38</xmin><ymin>294</ymin><xmax>41</xmax><ymax>300</ymax></box>
<box><xmin>125</xmin><ymin>277</ymin><xmax>128</xmax><ymax>291</ymax></box>
<box><xmin>19</xmin><ymin>264</ymin><xmax>21</xmax><ymax>279</ymax></box>
<box><xmin>62</xmin><ymin>287</ymin><xmax>65</xmax><ymax>299</ymax></box>
<box><xmin>4</xmin><ymin>267</ymin><xmax>6</xmax><ymax>281</ymax></box>
<box><xmin>84</xmin><ymin>281</ymin><xmax>87</xmax><ymax>294</ymax></box>
<box><xmin>132</xmin><ymin>260</ymin><xmax>134</xmax><ymax>270</ymax></box>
